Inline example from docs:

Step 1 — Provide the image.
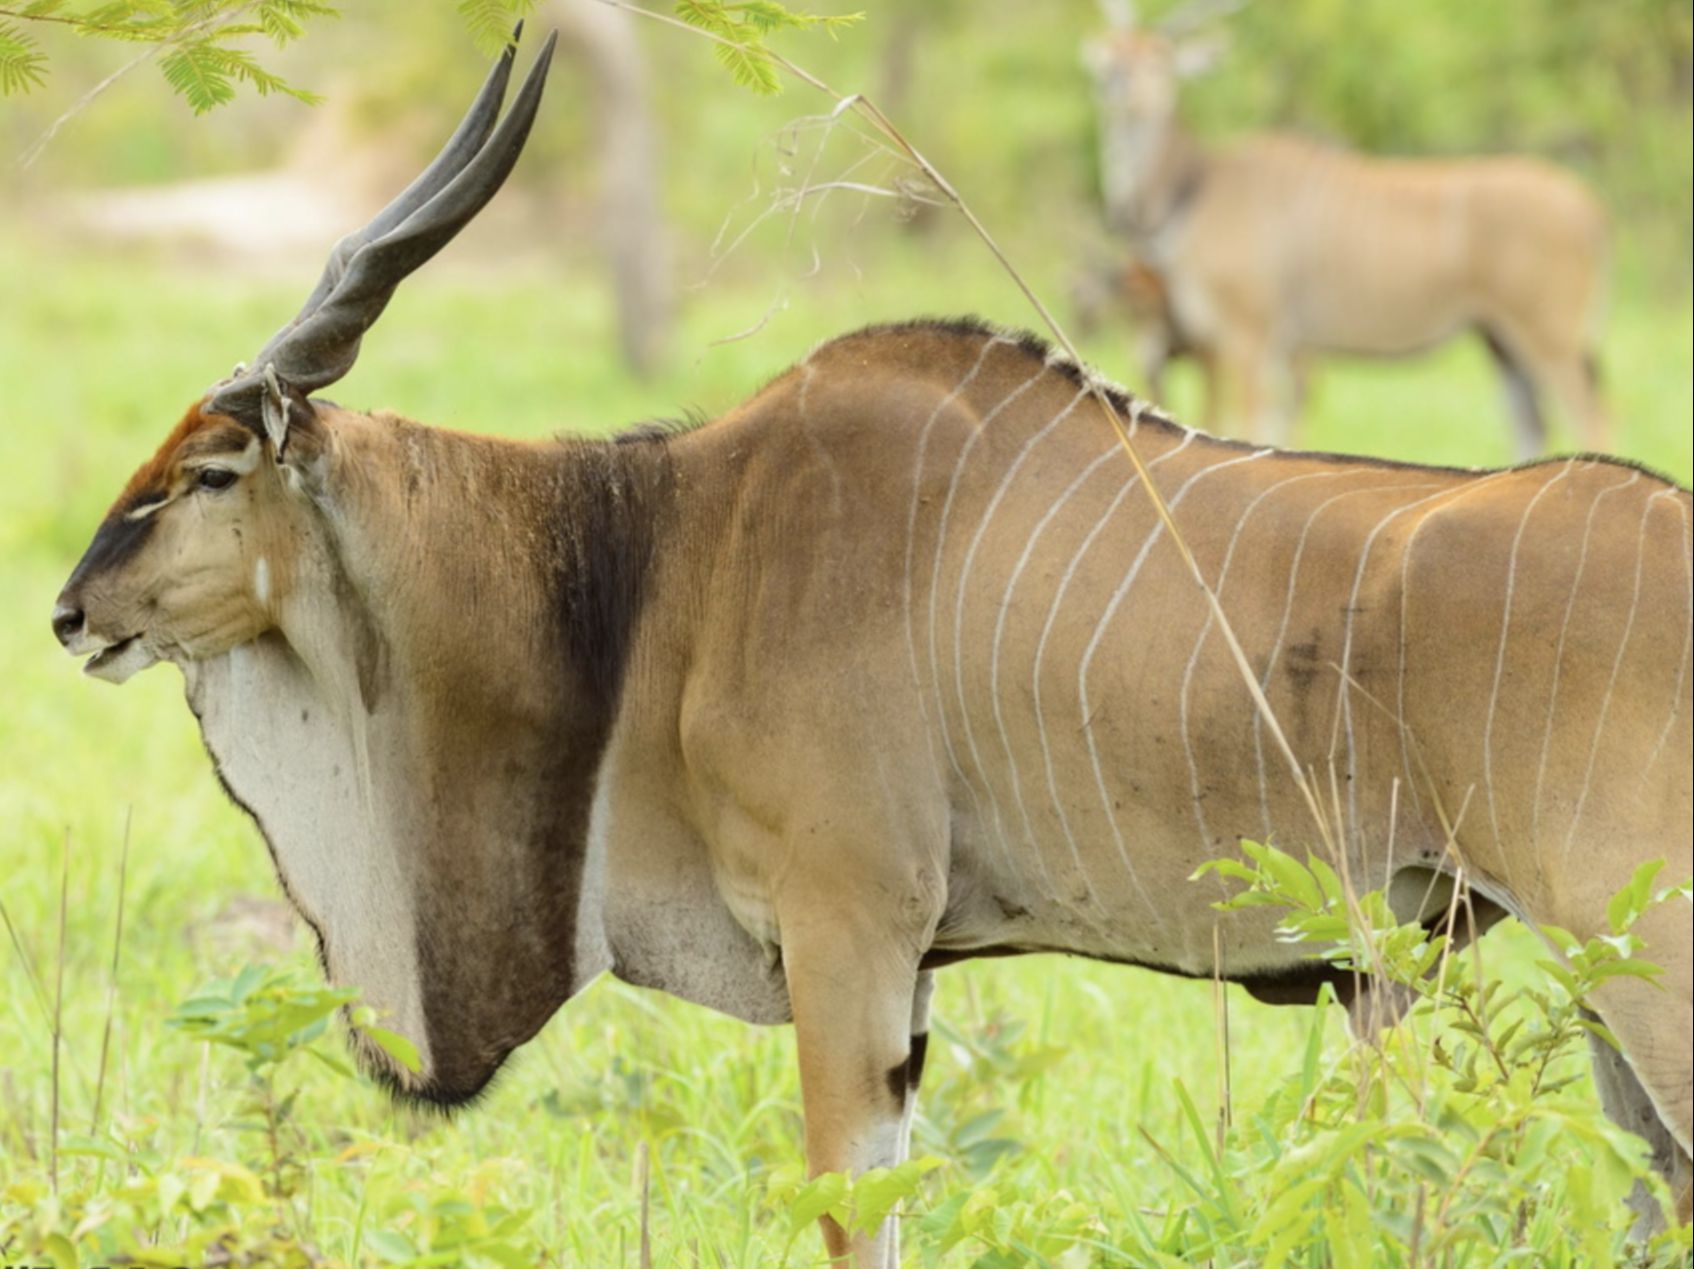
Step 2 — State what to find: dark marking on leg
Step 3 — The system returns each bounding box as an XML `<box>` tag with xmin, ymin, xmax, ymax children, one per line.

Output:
<box><xmin>907</xmin><ymin>1031</ymin><xmax>929</xmax><ymax>1092</ymax></box>
<box><xmin>885</xmin><ymin>1032</ymin><xmax>931</xmax><ymax>1103</ymax></box>
<box><xmin>886</xmin><ymin>1058</ymin><xmax>908</xmax><ymax>1104</ymax></box>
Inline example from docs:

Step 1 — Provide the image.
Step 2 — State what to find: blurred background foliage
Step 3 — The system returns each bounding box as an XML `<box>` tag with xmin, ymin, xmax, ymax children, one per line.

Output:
<box><xmin>3</xmin><ymin>0</ymin><xmax>1687</xmax><ymax>476</ymax></box>
<box><xmin>6</xmin><ymin>0</ymin><xmax>1690</xmax><ymax>254</ymax></box>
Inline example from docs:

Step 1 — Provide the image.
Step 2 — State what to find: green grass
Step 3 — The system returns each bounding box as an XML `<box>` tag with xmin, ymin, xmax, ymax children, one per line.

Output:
<box><xmin>1</xmin><ymin>206</ymin><xmax>1689</xmax><ymax>1265</ymax></box>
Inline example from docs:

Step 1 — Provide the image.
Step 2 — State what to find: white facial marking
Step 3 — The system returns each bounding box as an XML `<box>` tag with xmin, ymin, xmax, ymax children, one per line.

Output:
<box><xmin>124</xmin><ymin>496</ymin><xmax>169</xmax><ymax>522</ymax></box>
<box><xmin>253</xmin><ymin>557</ymin><xmax>271</xmax><ymax>608</ymax></box>
<box><xmin>227</xmin><ymin>436</ymin><xmax>263</xmax><ymax>473</ymax></box>
<box><xmin>185</xmin><ymin>437</ymin><xmax>263</xmax><ymax>483</ymax></box>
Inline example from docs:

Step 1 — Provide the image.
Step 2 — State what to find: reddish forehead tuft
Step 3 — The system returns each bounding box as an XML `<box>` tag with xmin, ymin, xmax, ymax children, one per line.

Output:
<box><xmin>111</xmin><ymin>399</ymin><xmax>221</xmax><ymax>514</ymax></box>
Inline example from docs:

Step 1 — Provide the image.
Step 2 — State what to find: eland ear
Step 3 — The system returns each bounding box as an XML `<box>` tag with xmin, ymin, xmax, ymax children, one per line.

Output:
<box><xmin>259</xmin><ymin>364</ymin><xmax>297</xmax><ymax>457</ymax></box>
<box><xmin>206</xmin><ymin>364</ymin><xmax>315</xmax><ymax>458</ymax></box>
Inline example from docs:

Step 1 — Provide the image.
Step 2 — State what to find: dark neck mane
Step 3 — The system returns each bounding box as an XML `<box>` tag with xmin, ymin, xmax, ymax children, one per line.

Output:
<box><xmin>546</xmin><ymin>438</ymin><xmax>676</xmax><ymax>714</ymax></box>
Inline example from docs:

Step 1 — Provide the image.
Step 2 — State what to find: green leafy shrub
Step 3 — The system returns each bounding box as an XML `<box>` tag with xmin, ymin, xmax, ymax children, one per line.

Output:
<box><xmin>1125</xmin><ymin>844</ymin><xmax>1694</xmax><ymax>1267</ymax></box>
<box><xmin>1</xmin><ymin>962</ymin><xmax>448</xmax><ymax>1267</ymax></box>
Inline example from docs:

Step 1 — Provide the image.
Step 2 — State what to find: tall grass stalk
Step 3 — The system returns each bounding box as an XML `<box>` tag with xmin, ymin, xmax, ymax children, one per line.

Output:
<box><xmin>89</xmin><ymin>806</ymin><xmax>131</xmax><ymax>1138</ymax></box>
<box><xmin>49</xmin><ymin>829</ymin><xmax>68</xmax><ymax>1194</ymax></box>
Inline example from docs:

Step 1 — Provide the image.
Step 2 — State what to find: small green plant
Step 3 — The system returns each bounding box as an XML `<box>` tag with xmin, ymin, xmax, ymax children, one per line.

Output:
<box><xmin>167</xmin><ymin>962</ymin><xmax>417</xmax><ymax>1199</ymax></box>
<box><xmin>914</xmin><ymin>1184</ymin><xmax>1113</xmax><ymax>1268</ymax></box>
<box><xmin>359</xmin><ymin>1158</ymin><xmax>536</xmax><ymax>1268</ymax></box>
<box><xmin>763</xmin><ymin>1154</ymin><xmax>943</xmax><ymax>1262</ymax></box>
<box><xmin>0</xmin><ymin>961</ymin><xmax>436</xmax><ymax>1266</ymax></box>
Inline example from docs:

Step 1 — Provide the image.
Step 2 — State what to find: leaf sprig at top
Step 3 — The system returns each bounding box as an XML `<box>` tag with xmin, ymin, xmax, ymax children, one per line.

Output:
<box><xmin>0</xmin><ymin>18</ymin><xmax>48</xmax><ymax>92</ymax></box>
<box><xmin>674</xmin><ymin>0</ymin><xmax>862</xmax><ymax>95</ymax></box>
<box><xmin>456</xmin><ymin>0</ymin><xmax>535</xmax><ymax>56</ymax></box>
<box><xmin>0</xmin><ymin>0</ymin><xmax>533</xmax><ymax>110</ymax></box>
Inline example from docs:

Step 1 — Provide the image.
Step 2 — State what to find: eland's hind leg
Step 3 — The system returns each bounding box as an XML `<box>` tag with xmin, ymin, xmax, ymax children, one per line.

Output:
<box><xmin>1588</xmin><ymin>1013</ymin><xmax>1694</xmax><ymax>1237</ymax></box>
<box><xmin>1582</xmin><ymin>899</ymin><xmax>1694</xmax><ymax>1230</ymax></box>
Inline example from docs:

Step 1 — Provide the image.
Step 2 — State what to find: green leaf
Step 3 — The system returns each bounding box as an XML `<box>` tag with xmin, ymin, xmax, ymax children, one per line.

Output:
<box><xmin>1607</xmin><ymin>858</ymin><xmax>1664</xmax><ymax>934</ymax></box>
<box><xmin>731</xmin><ymin>0</ymin><xmax>812</xmax><ymax>32</ymax></box>
<box><xmin>713</xmin><ymin>38</ymin><xmax>781</xmax><ymax>94</ymax></box>
<box><xmin>158</xmin><ymin>42</ymin><xmax>234</xmax><ymax>113</ymax></box>
<box><xmin>1586</xmin><ymin>957</ymin><xmax>1664</xmax><ymax>984</ymax></box>
<box><xmin>786</xmin><ymin>1170</ymin><xmax>849</xmax><ymax>1229</ymax></box>
<box><xmin>0</xmin><ymin>21</ymin><xmax>49</xmax><ymax>94</ymax></box>
<box><xmin>676</xmin><ymin>0</ymin><xmax>861</xmax><ymax>94</ymax></box>
<box><xmin>41</xmin><ymin>1232</ymin><xmax>77</xmax><ymax>1269</ymax></box>
<box><xmin>364</xmin><ymin>1228</ymin><xmax>420</xmax><ymax>1262</ymax></box>
<box><xmin>1574</xmin><ymin>1016</ymin><xmax>1621</xmax><ymax>1051</ymax></box>
<box><xmin>847</xmin><ymin>1156</ymin><xmax>944</xmax><ymax>1232</ymax></box>
<box><xmin>363</xmin><ymin>1023</ymin><xmax>423</xmax><ymax>1074</ymax></box>
<box><xmin>457</xmin><ymin>0</ymin><xmax>532</xmax><ymax>56</ymax></box>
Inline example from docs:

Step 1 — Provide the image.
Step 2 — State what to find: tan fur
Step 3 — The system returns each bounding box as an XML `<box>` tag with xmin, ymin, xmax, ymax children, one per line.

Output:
<box><xmin>1087</xmin><ymin>28</ymin><xmax>1611</xmax><ymax>457</ymax></box>
<box><xmin>59</xmin><ymin>340</ymin><xmax>1686</xmax><ymax>1266</ymax></box>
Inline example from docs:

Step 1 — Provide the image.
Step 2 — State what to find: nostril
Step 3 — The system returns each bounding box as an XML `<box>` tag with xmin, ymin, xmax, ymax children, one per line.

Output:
<box><xmin>52</xmin><ymin>603</ymin><xmax>85</xmax><ymax>647</ymax></box>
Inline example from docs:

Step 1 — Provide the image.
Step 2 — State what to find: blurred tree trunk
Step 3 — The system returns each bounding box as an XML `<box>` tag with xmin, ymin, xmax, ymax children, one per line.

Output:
<box><xmin>879</xmin><ymin>6</ymin><xmax>920</xmax><ymax>118</ymax></box>
<box><xmin>550</xmin><ymin>0</ymin><xmax>672</xmax><ymax>378</ymax></box>
<box><xmin>879</xmin><ymin>5</ymin><xmax>942</xmax><ymax>237</ymax></box>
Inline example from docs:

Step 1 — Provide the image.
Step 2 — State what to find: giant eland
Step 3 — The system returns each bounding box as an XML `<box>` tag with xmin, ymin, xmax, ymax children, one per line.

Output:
<box><xmin>52</xmin><ymin>31</ymin><xmax>1690</xmax><ymax>1266</ymax></box>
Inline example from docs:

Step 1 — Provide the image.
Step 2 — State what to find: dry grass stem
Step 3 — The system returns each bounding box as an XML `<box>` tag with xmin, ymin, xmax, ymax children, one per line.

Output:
<box><xmin>637</xmin><ymin>1138</ymin><xmax>653</xmax><ymax>1269</ymax></box>
<box><xmin>49</xmin><ymin>829</ymin><xmax>69</xmax><ymax>1194</ymax></box>
<box><xmin>90</xmin><ymin>806</ymin><xmax>132</xmax><ymax>1138</ymax></box>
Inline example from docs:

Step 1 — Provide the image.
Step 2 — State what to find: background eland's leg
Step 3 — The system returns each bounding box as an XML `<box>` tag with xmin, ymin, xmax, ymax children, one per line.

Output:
<box><xmin>1260</xmin><ymin>348</ymin><xmax>1300</xmax><ymax>447</ymax></box>
<box><xmin>1541</xmin><ymin>347</ymin><xmax>1613</xmax><ymax>455</ymax></box>
<box><xmin>1480</xmin><ymin>325</ymin><xmax>1548</xmax><ymax>461</ymax></box>
<box><xmin>1213</xmin><ymin>333</ymin><xmax>1267</xmax><ymax>442</ymax></box>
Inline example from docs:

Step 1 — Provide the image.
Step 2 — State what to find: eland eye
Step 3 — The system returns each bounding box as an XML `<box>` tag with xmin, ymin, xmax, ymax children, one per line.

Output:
<box><xmin>195</xmin><ymin>467</ymin><xmax>238</xmax><ymax>492</ymax></box>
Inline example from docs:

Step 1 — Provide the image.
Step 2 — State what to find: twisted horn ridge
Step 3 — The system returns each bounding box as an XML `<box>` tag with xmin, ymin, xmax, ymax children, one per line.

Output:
<box><xmin>208</xmin><ymin>28</ymin><xmax>557</xmax><ymax>424</ymax></box>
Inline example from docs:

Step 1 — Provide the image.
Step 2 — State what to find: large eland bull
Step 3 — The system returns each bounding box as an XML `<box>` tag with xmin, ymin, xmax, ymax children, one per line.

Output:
<box><xmin>51</xmin><ymin>34</ymin><xmax>1690</xmax><ymax>1266</ymax></box>
<box><xmin>1085</xmin><ymin>11</ymin><xmax>1612</xmax><ymax>458</ymax></box>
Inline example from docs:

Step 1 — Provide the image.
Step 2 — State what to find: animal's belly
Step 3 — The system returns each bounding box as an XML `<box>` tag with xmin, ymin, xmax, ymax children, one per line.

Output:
<box><xmin>1282</xmin><ymin>235</ymin><xmax>1471</xmax><ymax>354</ymax></box>
<box><xmin>1296</xmin><ymin>299</ymin><xmax>1468</xmax><ymax>358</ymax></box>
<box><xmin>932</xmin><ymin>798</ymin><xmax>1338</xmax><ymax>981</ymax></box>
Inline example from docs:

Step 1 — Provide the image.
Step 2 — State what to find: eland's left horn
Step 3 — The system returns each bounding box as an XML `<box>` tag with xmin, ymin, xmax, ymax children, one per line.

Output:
<box><xmin>207</xmin><ymin>28</ymin><xmax>557</xmax><ymax>426</ymax></box>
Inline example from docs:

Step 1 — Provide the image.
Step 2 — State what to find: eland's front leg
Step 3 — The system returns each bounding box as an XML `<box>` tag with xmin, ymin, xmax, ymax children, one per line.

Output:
<box><xmin>780</xmin><ymin>896</ymin><xmax>937</xmax><ymax>1266</ymax></box>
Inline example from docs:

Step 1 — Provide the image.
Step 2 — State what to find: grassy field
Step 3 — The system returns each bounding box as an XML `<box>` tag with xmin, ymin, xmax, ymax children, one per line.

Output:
<box><xmin>1</xmin><ymin>183</ymin><xmax>1690</xmax><ymax>1268</ymax></box>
